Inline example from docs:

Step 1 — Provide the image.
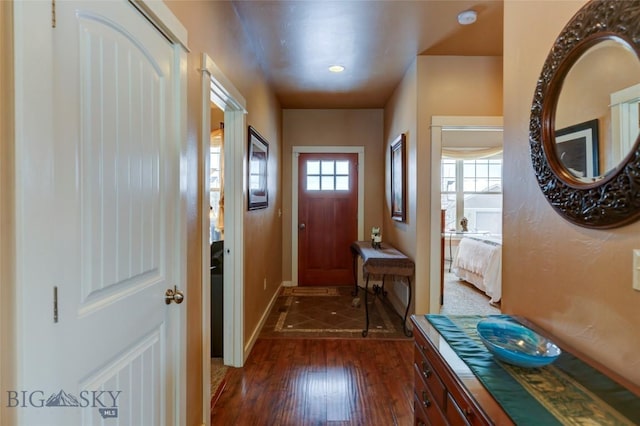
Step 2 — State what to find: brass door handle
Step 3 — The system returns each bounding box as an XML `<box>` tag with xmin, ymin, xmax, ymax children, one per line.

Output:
<box><xmin>165</xmin><ymin>286</ymin><xmax>184</xmax><ymax>305</ymax></box>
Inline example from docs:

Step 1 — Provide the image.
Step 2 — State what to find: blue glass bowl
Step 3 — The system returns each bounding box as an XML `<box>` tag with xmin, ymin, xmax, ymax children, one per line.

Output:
<box><xmin>476</xmin><ymin>318</ymin><xmax>561</xmax><ymax>368</ymax></box>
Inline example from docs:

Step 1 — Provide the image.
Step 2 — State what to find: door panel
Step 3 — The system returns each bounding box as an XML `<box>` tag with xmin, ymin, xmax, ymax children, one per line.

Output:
<box><xmin>80</xmin><ymin>330</ymin><xmax>162</xmax><ymax>425</ymax></box>
<box><xmin>78</xmin><ymin>10</ymin><xmax>164</xmax><ymax>312</ymax></box>
<box><xmin>15</xmin><ymin>1</ymin><xmax>182</xmax><ymax>424</ymax></box>
<box><xmin>298</xmin><ymin>153</ymin><xmax>358</xmax><ymax>286</ymax></box>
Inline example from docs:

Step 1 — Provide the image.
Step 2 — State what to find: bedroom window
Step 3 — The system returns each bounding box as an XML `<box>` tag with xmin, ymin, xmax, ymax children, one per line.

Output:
<box><xmin>441</xmin><ymin>155</ymin><xmax>502</xmax><ymax>234</ymax></box>
<box><xmin>210</xmin><ymin>145</ymin><xmax>222</xmax><ymax>241</ymax></box>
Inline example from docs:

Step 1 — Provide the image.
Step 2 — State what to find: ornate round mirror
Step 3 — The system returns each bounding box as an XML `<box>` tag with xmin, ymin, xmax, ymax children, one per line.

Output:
<box><xmin>530</xmin><ymin>0</ymin><xmax>640</xmax><ymax>228</ymax></box>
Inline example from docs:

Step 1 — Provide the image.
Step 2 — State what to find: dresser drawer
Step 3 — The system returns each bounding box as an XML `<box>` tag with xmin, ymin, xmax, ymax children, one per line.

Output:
<box><xmin>414</xmin><ymin>342</ymin><xmax>446</xmax><ymax>407</ymax></box>
<box><xmin>445</xmin><ymin>392</ymin><xmax>472</xmax><ymax>426</ymax></box>
<box><xmin>411</xmin><ymin>315</ymin><xmax>516</xmax><ymax>426</ymax></box>
<box><xmin>414</xmin><ymin>364</ymin><xmax>447</xmax><ymax>426</ymax></box>
<box><xmin>414</xmin><ymin>325</ymin><xmax>490</xmax><ymax>425</ymax></box>
<box><xmin>414</xmin><ymin>391</ymin><xmax>447</xmax><ymax>426</ymax></box>
<box><xmin>413</xmin><ymin>391</ymin><xmax>429</xmax><ymax>426</ymax></box>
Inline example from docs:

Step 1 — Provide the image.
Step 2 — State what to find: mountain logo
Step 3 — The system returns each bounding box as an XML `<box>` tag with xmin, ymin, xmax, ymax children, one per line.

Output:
<box><xmin>45</xmin><ymin>390</ymin><xmax>80</xmax><ymax>407</ymax></box>
<box><xmin>8</xmin><ymin>388</ymin><xmax>120</xmax><ymax>419</ymax></box>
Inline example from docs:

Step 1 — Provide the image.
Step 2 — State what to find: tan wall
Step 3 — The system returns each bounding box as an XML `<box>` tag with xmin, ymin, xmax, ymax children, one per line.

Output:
<box><xmin>416</xmin><ymin>56</ymin><xmax>503</xmax><ymax>116</ymax></box>
<box><xmin>504</xmin><ymin>0</ymin><xmax>640</xmax><ymax>390</ymax></box>
<box><xmin>164</xmin><ymin>2</ymin><xmax>282</xmax><ymax>425</ymax></box>
<box><xmin>281</xmin><ymin>109</ymin><xmax>384</xmax><ymax>283</ymax></box>
<box><xmin>243</xmin><ymin>86</ymin><xmax>283</xmax><ymax>346</ymax></box>
<box><xmin>384</xmin><ymin>61</ymin><xmax>418</xmax><ymax>259</ymax></box>
<box><xmin>383</xmin><ymin>62</ymin><xmax>419</xmax><ymax>313</ymax></box>
<box><xmin>384</xmin><ymin>56</ymin><xmax>503</xmax><ymax>314</ymax></box>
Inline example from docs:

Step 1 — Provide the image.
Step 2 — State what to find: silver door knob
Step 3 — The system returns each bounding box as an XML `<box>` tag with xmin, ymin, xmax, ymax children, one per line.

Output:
<box><xmin>165</xmin><ymin>286</ymin><xmax>184</xmax><ymax>305</ymax></box>
<box><xmin>299</xmin><ymin>223</ymin><xmax>306</xmax><ymax>230</ymax></box>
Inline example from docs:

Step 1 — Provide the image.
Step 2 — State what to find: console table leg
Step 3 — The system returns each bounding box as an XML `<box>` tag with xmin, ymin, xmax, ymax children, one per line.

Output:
<box><xmin>381</xmin><ymin>275</ymin><xmax>387</xmax><ymax>297</ymax></box>
<box><xmin>362</xmin><ymin>275</ymin><xmax>370</xmax><ymax>337</ymax></box>
<box><xmin>403</xmin><ymin>277</ymin><xmax>413</xmax><ymax>337</ymax></box>
<box><xmin>351</xmin><ymin>250</ymin><xmax>359</xmax><ymax>296</ymax></box>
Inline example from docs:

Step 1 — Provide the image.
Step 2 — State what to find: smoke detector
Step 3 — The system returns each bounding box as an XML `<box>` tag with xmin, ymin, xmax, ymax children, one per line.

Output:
<box><xmin>457</xmin><ymin>10</ymin><xmax>477</xmax><ymax>25</ymax></box>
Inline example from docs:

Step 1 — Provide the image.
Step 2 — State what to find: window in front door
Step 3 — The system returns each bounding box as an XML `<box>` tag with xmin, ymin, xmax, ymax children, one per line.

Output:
<box><xmin>305</xmin><ymin>160</ymin><xmax>350</xmax><ymax>191</ymax></box>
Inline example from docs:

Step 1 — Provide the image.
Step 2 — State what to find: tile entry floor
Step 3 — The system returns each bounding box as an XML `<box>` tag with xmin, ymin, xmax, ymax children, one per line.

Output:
<box><xmin>259</xmin><ymin>285</ymin><xmax>413</xmax><ymax>340</ymax></box>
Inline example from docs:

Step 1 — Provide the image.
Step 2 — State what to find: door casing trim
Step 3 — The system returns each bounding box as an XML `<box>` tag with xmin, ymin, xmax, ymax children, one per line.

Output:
<box><xmin>200</xmin><ymin>52</ymin><xmax>247</xmax><ymax>425</ymax></box>
<box><xmin>291</xmin><ymin>146</ymin><xmax>364</xmax><ymax>286</ymax></box>
<box><xmin>0</xmin><ymin>2</ymin><xmax>15</xmax><ymax>425</ymax></box>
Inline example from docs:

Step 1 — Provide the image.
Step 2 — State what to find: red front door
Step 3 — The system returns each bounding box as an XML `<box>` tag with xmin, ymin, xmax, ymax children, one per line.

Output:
<box><xmin>298</xmin><ymin>153</ymin><xmax>358</xmax><ymax>286</ymax></box>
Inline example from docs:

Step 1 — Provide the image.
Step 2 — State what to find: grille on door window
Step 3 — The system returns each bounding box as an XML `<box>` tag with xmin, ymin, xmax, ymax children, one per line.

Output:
<box><xmin>306</xmin><ymin>160</ymin><xmax>349</xmax><ymax>191</ymax></box>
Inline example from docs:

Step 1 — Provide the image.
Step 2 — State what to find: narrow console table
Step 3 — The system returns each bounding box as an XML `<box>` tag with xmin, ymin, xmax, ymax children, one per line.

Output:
<box><xmin>350</xmin><ymin>241</ymin><xmax>415</xmax><ymax>337</ymax></box>
<box><xmin>411</xmin><ymin>314</ymin><xmax>640</xmax><ymax>426</ymax></box>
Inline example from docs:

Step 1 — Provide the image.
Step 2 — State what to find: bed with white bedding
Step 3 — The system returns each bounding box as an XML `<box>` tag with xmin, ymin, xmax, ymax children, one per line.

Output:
<box><xmin>451</xmin><ymin>235</ymin><xmax>502</xmax><ymax>303</ymax></box>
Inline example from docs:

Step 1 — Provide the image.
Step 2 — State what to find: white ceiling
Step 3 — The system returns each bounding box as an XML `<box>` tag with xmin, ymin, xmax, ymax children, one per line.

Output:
<box><xmin>232</xmin><ymin>0</ymin><xmax>504</xmax><ymax>109</ymax></box>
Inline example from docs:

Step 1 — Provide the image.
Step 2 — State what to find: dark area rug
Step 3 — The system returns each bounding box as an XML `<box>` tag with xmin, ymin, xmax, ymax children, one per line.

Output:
<box><xmin>259</xmin><ymin>286</ymin><xmax>412</xmax><ymax>340</ymax></box>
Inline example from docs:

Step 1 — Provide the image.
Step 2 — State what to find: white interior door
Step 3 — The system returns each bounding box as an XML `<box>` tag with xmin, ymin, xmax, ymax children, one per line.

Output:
<box><xmin>14</xmin><ymin>1</ymin><xmax>185</xmax><ymax>424</ymax></box>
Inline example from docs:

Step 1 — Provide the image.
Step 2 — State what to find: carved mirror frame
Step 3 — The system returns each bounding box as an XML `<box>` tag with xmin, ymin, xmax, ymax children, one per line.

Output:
<box><xmin>530</xmin><ymin>0</ymin><xmax>640</xmax><ymax>228</ymax></box>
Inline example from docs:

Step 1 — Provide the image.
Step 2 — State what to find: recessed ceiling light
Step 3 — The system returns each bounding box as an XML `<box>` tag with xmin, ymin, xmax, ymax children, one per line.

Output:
<box><xmin>457</xmin><ymin>10</ymin><xmax>477</xmax><ymax>25</ymax></box>
<box><xmin>328</xmin><ymin>65</ymin><xmax>345</xmax><ymax>73</ymax></box>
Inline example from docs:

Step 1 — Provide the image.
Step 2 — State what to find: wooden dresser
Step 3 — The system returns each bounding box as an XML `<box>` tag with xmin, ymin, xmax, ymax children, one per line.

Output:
<box><xmin>411</xmin><ymin>315</ymin><xmax>640</xmax><ymax>426</ymax></box>
<box><xmin>412</xmin><ymin>315</ymin><xmax>512</xmax><ymax>426</ymax></box>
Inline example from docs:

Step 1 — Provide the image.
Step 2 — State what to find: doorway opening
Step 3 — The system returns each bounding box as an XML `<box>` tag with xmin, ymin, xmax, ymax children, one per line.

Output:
<box><xmin>430</xmin><ymin>117</ymin><xmax>503</xmax><ymax>315</ymax></box>
<box><xmin>200</xmin><ymin>53</ymin><xmax>247</xmax><ymax>423</ymax></box>
<box><xmin>208</xmin><ymin>110</ymin><xmax>225</xmax><ymax>388</ymax></box>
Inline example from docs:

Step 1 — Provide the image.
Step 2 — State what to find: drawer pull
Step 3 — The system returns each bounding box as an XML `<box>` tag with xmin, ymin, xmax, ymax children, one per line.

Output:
<box><xmin>464</xmin><ymin>407</ymin><xmax>473</xmax><ymax>417</ymax></box>
<box><xmin>420</xmin><ymin>344</ymin><xmax>427</xmax><ymax>352</ymax></box>
<box><xmin>418</xmin><ymin>422</ymin><xmax>426</xmax><ymax>426</ymax></box>
<box><xmin>421</xmin><ymin>361</ymin><xmax>432</xmax><ymax>378</ymax></box>
<box><xmin>421</xmin><ymin>390</ymin><xmax>431</xmax><ymax>408</ymax></box>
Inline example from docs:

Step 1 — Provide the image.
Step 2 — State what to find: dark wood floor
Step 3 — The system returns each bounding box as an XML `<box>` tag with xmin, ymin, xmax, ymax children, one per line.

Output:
<box><xmin>211</xmin><ymin>338</ymin><xmax>414</xmax><ymax>425</ymax></box>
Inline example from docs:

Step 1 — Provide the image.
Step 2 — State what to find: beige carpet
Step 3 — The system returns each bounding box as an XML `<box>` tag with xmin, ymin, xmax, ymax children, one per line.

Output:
<box><xmin>210</xmin><ymin>358</ymin><xmax>228</xmax><ymax>396</ymax></box>
<box><xmin>440</xmin><ymin>272</ymin><xmax>500</xmax><ymax>316</ymax></box>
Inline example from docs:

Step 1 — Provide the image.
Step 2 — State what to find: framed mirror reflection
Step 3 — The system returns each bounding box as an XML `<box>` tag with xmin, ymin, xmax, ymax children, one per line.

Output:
<box><xmin>529</xmin><ymin>0</ymin><xmax>640</xmax><ymax>228</ymax></box>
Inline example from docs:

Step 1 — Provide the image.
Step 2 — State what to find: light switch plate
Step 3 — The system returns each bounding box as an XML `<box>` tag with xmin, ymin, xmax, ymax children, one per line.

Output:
<box><xmin>633</xmin><ymin>250</ymin><xmax>640</xmax><ymax>291</ymax></box>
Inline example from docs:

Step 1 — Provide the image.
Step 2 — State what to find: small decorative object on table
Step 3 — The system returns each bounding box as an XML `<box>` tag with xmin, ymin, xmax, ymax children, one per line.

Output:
<box><xmin>460</xmin><ymin>216</ymin><xmax>469</xmax><ymax>232</ymax></box>
<box><xmin>370</xmin><ymin>227</ymin><xmax>382</xmax><ymax>249</ymax></box>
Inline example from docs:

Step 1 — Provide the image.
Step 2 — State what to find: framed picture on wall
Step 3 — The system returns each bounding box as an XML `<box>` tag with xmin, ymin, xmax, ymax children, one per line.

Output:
<box><xmin>248</xmin><ymin>126</ymin><xmax>269</xmax><ymax>210</ymax></box>
<box><xmin>391</xmin><ymin>133</ymin><xmax>406</xmax><ymax>222</ymax></box>
<box><xmin>555</xmin><ymin>118</ymin><xmax>599</xmax><ymax>179</ymax></box>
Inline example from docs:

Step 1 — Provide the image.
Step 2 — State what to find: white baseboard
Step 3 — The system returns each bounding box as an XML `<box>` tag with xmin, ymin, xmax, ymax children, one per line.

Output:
<box><xmin>244</xmin><ymin>283</ymin><xmax>283</xmax><ymax>359</ymax></box>
<box><xmin>386</xmin><ymin>290</ymin><xmax>404</xmax><ymax>316</ymax></box>
<box><xmin>282</xmin><ymin>280</ymin><xmax>294</xmax><ymax>287</ymax></box>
